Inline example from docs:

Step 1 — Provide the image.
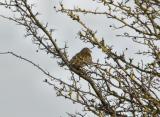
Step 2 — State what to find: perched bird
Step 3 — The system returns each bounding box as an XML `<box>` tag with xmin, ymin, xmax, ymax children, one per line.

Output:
<box><xmin>70</xmin><ymin>47</ymin><xmax>92</xmax><ymax>69</ymax></box>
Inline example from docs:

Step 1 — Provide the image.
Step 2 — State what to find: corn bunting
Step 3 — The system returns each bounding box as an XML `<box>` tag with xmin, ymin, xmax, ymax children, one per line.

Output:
<box><xmin>70</xmin><ymin>48</ymin><xmax>92</xmax><ymax>69</ymax></box>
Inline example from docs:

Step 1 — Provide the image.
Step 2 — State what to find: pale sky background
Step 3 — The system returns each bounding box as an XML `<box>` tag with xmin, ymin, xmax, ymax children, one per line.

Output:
<box><xmin>0</xmin><ymin>0</ymin><xmax>148</xmax><ymax>117</ymax></box>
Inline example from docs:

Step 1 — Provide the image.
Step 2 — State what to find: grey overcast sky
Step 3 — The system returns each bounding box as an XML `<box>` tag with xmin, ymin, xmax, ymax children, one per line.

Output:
<box><xmin>0</xmin><ymin>0</ymin><xmax>146</xmax><ymax>117</ymax></box>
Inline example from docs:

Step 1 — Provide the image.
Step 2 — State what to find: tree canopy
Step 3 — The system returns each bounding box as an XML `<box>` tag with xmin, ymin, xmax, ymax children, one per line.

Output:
<box><xmin>0</xmin><ymin>0</ymin><xmax>160</xmax><ymax>116</ymax></box>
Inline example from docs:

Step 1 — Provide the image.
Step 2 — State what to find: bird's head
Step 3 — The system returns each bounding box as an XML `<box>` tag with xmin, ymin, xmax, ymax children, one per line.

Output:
<box><xmin>80</xmin><ymin>47</ymin><xmax>92</xmax><ymax>54</ymax></box>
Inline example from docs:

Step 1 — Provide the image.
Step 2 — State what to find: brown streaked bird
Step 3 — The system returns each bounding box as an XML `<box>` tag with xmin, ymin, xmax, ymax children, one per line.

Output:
<box><xmin>70</xmin><ymin>48</ymin><xmax>92</xmax><ymax>69</ymax></box>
